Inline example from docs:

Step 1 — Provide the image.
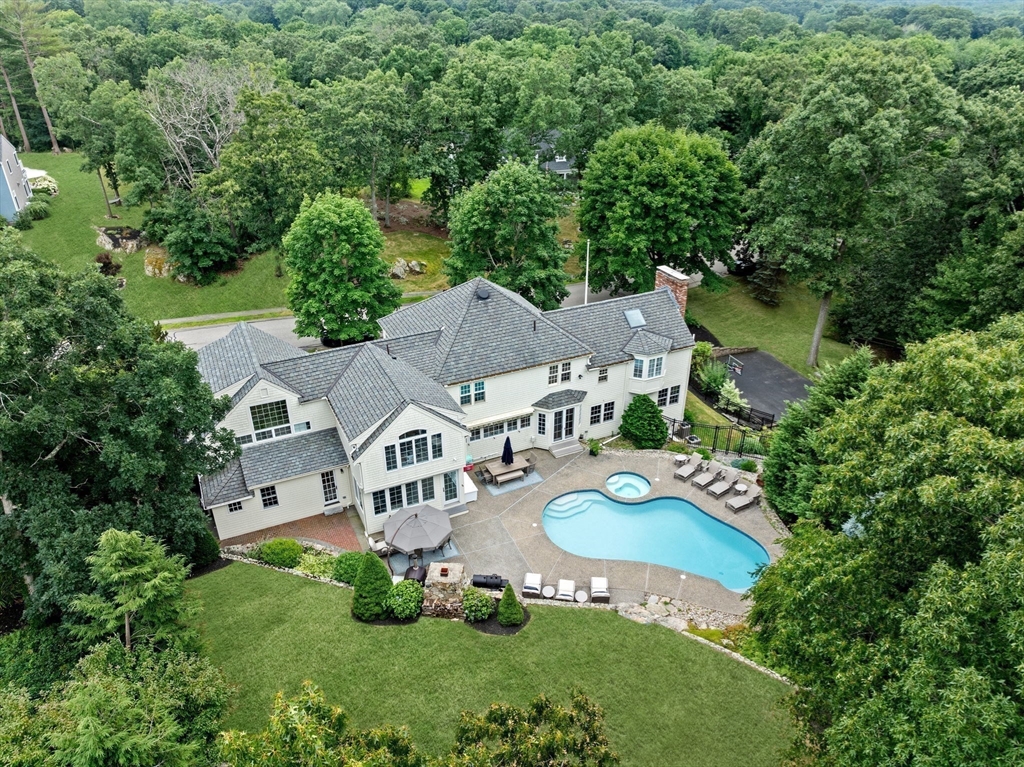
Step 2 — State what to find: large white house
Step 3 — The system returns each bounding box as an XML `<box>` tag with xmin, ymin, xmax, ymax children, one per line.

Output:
<box><xmin>197</xmin><ymin>267</ymin><xmax>695</xmax><ymax>540</ymax></box>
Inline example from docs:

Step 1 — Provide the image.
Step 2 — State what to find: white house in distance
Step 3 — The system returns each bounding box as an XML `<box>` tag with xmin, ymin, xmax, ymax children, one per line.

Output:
<box><xmin>196</xmin><ymin>267</ymin><xmax>695</xmax><ymax>541</ymax></box>
<box><xmin>0</xmin><ymin>135</ymin><xmax>31</xmax><ymax>222</ymax></box>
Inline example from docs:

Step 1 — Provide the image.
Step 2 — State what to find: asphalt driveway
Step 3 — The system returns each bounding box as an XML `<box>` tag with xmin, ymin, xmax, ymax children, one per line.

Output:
<box><xmin>728</xmin><ymin>351</ymin><xmax>812</xmax><ymax>418</ymax></box>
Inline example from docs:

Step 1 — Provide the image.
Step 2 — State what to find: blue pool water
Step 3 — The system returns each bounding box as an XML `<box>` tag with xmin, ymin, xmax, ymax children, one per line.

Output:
<box><xmin>605</xmin><ymin>472</ymin><xmax>651</xmax><ymax>498</ymax></box>
<box><xmin>542</xmin><ymin>490</ymin><xmax>770</xmax><ymax>592</ymax></box>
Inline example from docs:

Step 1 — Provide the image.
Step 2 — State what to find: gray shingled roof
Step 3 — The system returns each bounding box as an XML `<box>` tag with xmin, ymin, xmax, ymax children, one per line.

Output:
<box><xmin>199</xmin><ymin>459</ymin><xmax>251</xmax><ymax>507</ymax></box>
<box><xmin>240</xmin><ymin>428</ymin><xmax>349</xmax><ymax>489</ymax></box>
<box><xmin>532</xmin><ymin>389</ymin><xmax>588</xmax><ymax>410</ymax></box>
<box><xmin>197</xmin><ymin>322</ymin><xmax>304</xmax><ymax>394</ymax></box>
<box><xmin>622</xmin><ymin>328</ymin><xmax>674</xmax><ymax>356</ymax></box>
<box><xmin>378</xmin><ymin>277</ymin><xmax>591</xmax><ymax>384</ymax></box>
<box><xmin>545</xmin><ymin>289</ymin><xmax>694</xmax><ymax>367</ymax></box>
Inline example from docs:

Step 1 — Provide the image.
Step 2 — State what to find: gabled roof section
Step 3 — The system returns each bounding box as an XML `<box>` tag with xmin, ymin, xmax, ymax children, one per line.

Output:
<box><xmin>532</xmin><ymin>389</ymin><xmax>587</xmax><ymax>410</ymax></box>
<box><xmin>197</xmin><ymin>322</ymin><xmax>305</xmax><ymax>394</ymax></box>
<box><xmin>327</xmin><ymin>344</ymin><xmax>462</xmax><ymax>439</ymax></box>
<box><xmin>240</xmin><ymin>428</ymin><xmax>349</xmax><ymax>489</ymax></box>
<box><xmin>545</xmin><ymin>289</ymin><xmax>695</xmax><ymax>368</ymax></box>
<box><xmin>378</xmin><ymin>277</ymin><xmax>592</xmax><ymax>384</ymax></box>
<box><xmin>622</xmin><ymin>328</ymin><xmax>673</xmax><ymax>357</ymax></box>
<box><xmin>199</xmin><ymin>459</ymin><xmax>251</xmax><ymax>507</ymax></box>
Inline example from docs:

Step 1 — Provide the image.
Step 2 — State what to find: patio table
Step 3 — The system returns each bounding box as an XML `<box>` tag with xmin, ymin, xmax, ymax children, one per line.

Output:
<box><xmin>542</xmin><ymin>585</ymin><xmax>555</xmax><ymax>599</ymax></box>
<box><xmin>575</xmin><ymin>590</ymin><xmax>588</xmax><ymax>603</ymax></box>
<box><xmin>485</xmin><ymin>456</ymin><xmax>529</xmax><ymax>484</ymax></box>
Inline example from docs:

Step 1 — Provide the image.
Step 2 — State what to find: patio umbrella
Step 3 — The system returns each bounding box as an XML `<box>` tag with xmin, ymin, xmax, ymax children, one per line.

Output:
<box><xmin>383</xmin><ymin>504</ymin><xmax>452</xmax><ymax>555</ymax></box>
<box><xmin>501</xmin><ymin>436</ymin><xmax>514</xmax><ymax>465</ymax></box>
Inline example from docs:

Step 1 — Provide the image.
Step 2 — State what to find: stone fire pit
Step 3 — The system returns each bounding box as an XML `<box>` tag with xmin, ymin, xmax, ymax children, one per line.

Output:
<box><xmin>422</xmin><ymin>562</ymin><xmax>465</xmax><ymax>618</ymax></box>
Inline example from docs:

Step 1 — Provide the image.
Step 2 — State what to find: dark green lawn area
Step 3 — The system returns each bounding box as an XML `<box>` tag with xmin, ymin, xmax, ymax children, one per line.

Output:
<box><xmin>381</xmin><ymin>230</ymin><xmax>449</xmax><ymax>292</ymax></box>
<box><xmin>687</xmin><ymin>277</ymin><xmax>853</xmax><ymax>376</ymax></box>
<box><xmin>191</xmin><ymin>564</ymin><xmax>792</xmax><ymax>766</ymax></box>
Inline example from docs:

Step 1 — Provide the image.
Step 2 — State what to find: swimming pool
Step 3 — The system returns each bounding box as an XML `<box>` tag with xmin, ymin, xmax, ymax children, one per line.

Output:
<box><xmin>605</xmin><ymin>472</ymin><xmax>651</xmax><ymax>498</ymax></box>
<box><xmin>542</xmin><ymin>490</ymin><xmax>770</xmax><ymax>591</ymax></box>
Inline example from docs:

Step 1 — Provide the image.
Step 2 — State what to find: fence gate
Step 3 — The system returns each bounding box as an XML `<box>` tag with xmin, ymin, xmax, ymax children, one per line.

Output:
<box><xmin>663</xmin><ymin>417</ymin><xmax>772</xmax><ymax>459</ymax></box>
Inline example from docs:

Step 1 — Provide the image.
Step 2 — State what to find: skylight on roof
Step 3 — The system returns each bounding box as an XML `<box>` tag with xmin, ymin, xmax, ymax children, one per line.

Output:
<box><xmin>624</xmin><ymin>309</ymin><xmax>646</xmax><ymax>328</ymax></box>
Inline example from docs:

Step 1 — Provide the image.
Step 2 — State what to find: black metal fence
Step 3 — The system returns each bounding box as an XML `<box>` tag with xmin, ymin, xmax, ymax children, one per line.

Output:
<box><xmin>688</xmin><ymin>379</ymin><xmax>776</xmax><ymax>430</ymax></box>
<box><xmin>664</xmin><ymin>416</ymin><xmax>772</xmax><ymax>459</ymax></box>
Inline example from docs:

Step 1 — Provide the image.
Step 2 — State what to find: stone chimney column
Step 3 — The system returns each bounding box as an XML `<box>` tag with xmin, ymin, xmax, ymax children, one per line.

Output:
<box><xmin>655</xmin><ymin>265</ymin><xmax>689</xmax><ymax>317</ymax></box>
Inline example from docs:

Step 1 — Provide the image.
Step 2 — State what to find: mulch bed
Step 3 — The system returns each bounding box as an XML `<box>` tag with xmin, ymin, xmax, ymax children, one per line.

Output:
<box><xmin>692</xmin><ymin>326</ymin><xmax>721</xmax><ymax>346</ymax></box>
<box><xmin>188</xmin><ymin>557</ymin><xmax>234</xmax><ymax>579</ymax></box>
<box><xmin>466</xmin><ymin>607</ymin><xmax>531</xmax><ymax>636</ymax></box>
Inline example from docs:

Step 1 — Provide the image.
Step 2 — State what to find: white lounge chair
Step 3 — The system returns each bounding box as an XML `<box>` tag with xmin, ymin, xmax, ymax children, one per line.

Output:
<box><xmin>691</xmin><ymin>461</ymin><xmax>724</xmax><ymax>490</ymax></box>
<box><xmin>674</xmin><ymin>454</ymin><xmax>704</xmax><ymax>481</ymax></box>
<box><xmin>522</xmin><ymin>572</ymin><xmax>543</xmax><ymax>598</ymax></box>
<box><xmin>367</xmin><ymin>535</ymin><xmax>390</xmax><ymax>556</ymax></box>
<box><xmin>726</xmin><ymin>486</ymin><xmax>762</xmax><ymax>512</ymax></box>
<box><xmin>590</xmin><ymin>577</ymin><xmax>610</xmax><ymax>604</ymax></box>
<box><xmin>707</xmin><ymin>468</ymin><xmax>740</xmax><ymax>499</ymax></box>
<box><xmin>554</xmin><ymin>579</ymin><xmax>576</xmax><ymax>601</ymax></box>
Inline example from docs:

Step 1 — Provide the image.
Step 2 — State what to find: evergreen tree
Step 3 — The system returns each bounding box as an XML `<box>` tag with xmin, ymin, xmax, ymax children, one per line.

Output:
<box><xmin>351</xmin><ymin>552</ymin><xmax>392</xmax><ymax>622</ymax></box>
<box><xmin>619</xmin><ymin>395</ymin><xmax>668</xmax><ymax>449</ymax></box>
<box><xmin>496</xmin><ymin>583</ymin><xmax>523</xmax><ymax>627</ymax></box>
<box><xmin>283</xmin><ymin>192</ymin><xmax>401</xmax><ymax>345</ymax></box>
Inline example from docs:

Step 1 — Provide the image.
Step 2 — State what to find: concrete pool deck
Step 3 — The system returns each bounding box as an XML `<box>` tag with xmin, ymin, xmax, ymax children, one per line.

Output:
<box><xmin>444</xmin><ymin>448</ymin><xmax>788</xmax><ymax>615</ymax></box>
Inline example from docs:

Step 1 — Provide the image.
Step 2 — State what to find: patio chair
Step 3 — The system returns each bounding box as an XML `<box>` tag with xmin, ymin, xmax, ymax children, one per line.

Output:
<box><xmin>523</xmin><ymin>572</ymin><xmax>543</xmax><ymax>598</ymax></box>
<box><xmin>674</xmin><ymin>454</ymin><xmax>704</xmax><ymax>481</ymax></box>
<box><xmin>691</xmin><ymin>461</ymin><xmax>724</xmax><ymax>490</ymax></box>
<box><xmin>525</xmin><ymin>454</ymin><xmax>537</xmax><ymax>475</ymax></box>
<box><xmin>726</xmin><ymin>486</ymin><xmax>762</xmax><ymax>512</ymax></box>
<box><xmin>481</xmin><ymin>468</ymin><xmax>495</xmax><ymax>485</ymax></box>
<box><xmin>707</xmin><ymin>468</ymin><xmax>740</xmax><ymax>499</ymax></box>
<box><xmin>554</xmin><ymin>579</ymin><xmax>576</xmax><ymax>601</ymax></box>
<box><xmin>367</xmin><ymin>535</ymin><xmax>390</xmax><ymax>557</ymax></box>
<box><xmin>590</xmin><ymin>577</ymin><xmax>610</xmax><ymax>604</ymax></box>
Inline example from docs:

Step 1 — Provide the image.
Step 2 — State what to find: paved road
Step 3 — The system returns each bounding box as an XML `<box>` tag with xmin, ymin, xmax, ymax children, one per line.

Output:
<box><xmin>167</xmin><ymin>282</ymin><xmax>619</xmax><ymax>351</ymax></box>
<box><xmin>728</xmin><ymin>351</ymin><xmax>812</xmax><ymax>418</ymax></box>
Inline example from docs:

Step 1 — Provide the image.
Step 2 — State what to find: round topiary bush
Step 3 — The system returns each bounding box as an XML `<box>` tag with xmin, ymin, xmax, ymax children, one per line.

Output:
<box><xmin>257</xmin><ymin>538</ymin><xmax>303</xmax><ymax>569</ymax></box>
<box><xmin>190</xmin><ymin>529</ymin><xmax>221</xmax><ymax>568</ymax></box>
<box><xmin>385</xmin><ymin>579</ymin><xmax>424</xmax><ymax>620</ymax></box>
<box><xmin>620</xmin><ymin>394</ymin><xmax>669</xmax><ymax>449</ymax></box>
<box><xmin>332</xmin><ymin>551</ymin><xmax>365</xmax><ymax>584</ymax></box>
<box><xmin>497</xmin><ymin>583</ymin><xmax>524</xmax><ymax>627</ymax></box>
<box><xmin>352</xmin><ymin>552</ymin><xmax>392</xmax><ymax>621</ymax></box>
<box><xmin>461</xmin><ymin>587</ymin><xmax>495</xmax><ymax>623</ymax></box>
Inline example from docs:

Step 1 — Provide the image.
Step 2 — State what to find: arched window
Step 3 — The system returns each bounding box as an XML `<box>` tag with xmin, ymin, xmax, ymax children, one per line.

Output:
<box><xmin>399</xmin><ymin>429</ymin><xmax>426</xmax><ymax>439</ymax></box>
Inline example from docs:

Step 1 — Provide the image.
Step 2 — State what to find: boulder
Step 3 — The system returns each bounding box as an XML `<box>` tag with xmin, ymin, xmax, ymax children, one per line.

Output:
<box><xmin>389</xmin><ymin>258</ymin><xmax>408</xmax><ymax>279</ymax></box>
<box><xmin>407</xmin><ymin>260</ymin><xmax>426</xmax><ymax>275</ymax></box>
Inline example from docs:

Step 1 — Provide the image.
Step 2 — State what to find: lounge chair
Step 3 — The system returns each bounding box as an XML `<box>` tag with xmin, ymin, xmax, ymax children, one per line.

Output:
<box><xmin>726</xmin><ymin>486</ymin><xmax>762</xmax><ymax>512</ymax></box>
<box><xmin>367</xmin><ymin>535</ymin><xmax>390</xmax><ymax>556</ymax></box>
<box><xmin>674</xmin><ymin>454</ymin><xmax>704</xmax><ymax>481</ymax></box>
<box><xmin>554</xmin><ymin>579</ymin><xmax>576</xmax><ymax>601</ymax></box>
<box><xmin>590</xmin><ymin>577</ymin><xmax>610</xmax><ymax>604</ymax></box>
<box><xmin>522</xmin><ymin>572</ymin><xmax>543</xmax><ymax>598</ymax></box>
<box><xmin>706</xmin><ymin>468</ymin><xmax>740</xmax><ymax>499</ymax></box>
<box><xmin>691</xmin><ymin>461</ymin><xmax>724</xmax><ymax>490</ymax></box>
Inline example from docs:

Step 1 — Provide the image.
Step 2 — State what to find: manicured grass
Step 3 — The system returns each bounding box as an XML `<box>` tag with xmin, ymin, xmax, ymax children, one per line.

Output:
<box><xmin>191</xmin><ymin>564</ymin><xmax>792</xmax><ymax>766</ymax></box>
<box><xmin>407</xmin><ymin>178</ymin><xmax>429</xmax><ymax>201</ymax></box>
<box><xmin>381</xmin><ymin>230</ymin><xmax>450</xmax><ymax>292</ymax></box>
<box><xmin>686</xmin><ymin>277</ymin><xmax>852</xmax><ymax>376</ymax></box>
<box><xmin>686</xmin><ymin>391</ymin><xmax>732</xmax><ymax>426</ymax></box>
<box><xmin>18</xmin><ymin>152</ymin><xmax>290</xmax><ymax>322</ymax></box>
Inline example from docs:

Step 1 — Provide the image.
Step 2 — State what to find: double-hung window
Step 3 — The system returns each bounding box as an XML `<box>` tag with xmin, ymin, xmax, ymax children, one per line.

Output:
<box><xmin>669</xmin><ymin>385</ymin><xmax>681</xmax><ymax>404</ymax></box>
<box><xmin>507</xmin><ymin>418</ymin><xmax>518</xmax><ymax>432</ymax></box>
<box><xmin>474</xmin><ymin>381</ymin><xmax>485</xmax><ymax>402</ymax></box>
<box><xmin>321</xmin><ymin>471</ymin><xmax>338</xmax><ymax>504</ymax></box>
<box><xmin>388</xmin><ymin>486</ymin><xmax>404</xmax><ymax>511</ymax></box>
<box><xmin>470</xmin><ymin>428</ymin><xmax>481</xmax><ymax>442</ymax></box>
<box><xmin>657</xmin><ymin>388</ymin><xmax>669</xmax><ymax>407</ymax></box>
<box><xmin>520</xmin><ymin>416</ymin><xmax>531</xmax><ymax>429</ymax></box>
<box><xmin>460</xmin><ymin>384</ymin><xmax>472</xmax><ymax>405</ymax></box>
<box><xmin>603</xmin><ymin>401</ymin><xmax>615</xmax><ymax>422</ymax></box>
<box><xmin>598</xmin><ymin>368</ymin><xmax>608</xmax><ymax>382</ymax></box>
<box><xmin>561</xmin><ymin>362</ymin><xmax>571</xmax><ymax>382</ymax></box>
<box><xmin>421</xmin><ymin>477</ymin><xmax>435</xmax><ymax>501</ymax></box>
<box><xmin>443</xmin><ymin>471</ymin><xmax>458</xmax><ymax>502</ymax></box>
<box><xmin>228</xmin><ymin>501</ymin><xmax>243</xmax><ymax>513</ymax></box>
<box><xmin>384</xmin><ymin>445</ymin><xmax>398</xmax><ymax>471</ymax></box>
<box><xmin>548</xmin><ymin>365</ymin><xmax>558</xmax><ymax>385</ymax></box>
<box><xmin>372</xmin><ymin>490</ymin><xmax>388</xmax><ymax>516</ymax></box>
<box><xmin>260</xmin><ymin>486</ymin><xmax>279</xmax><ymax>508</ymax></box>
<box><xmin>590</xmin><ymin>404</ymin><xmax>602</xmax><ymax>425</ymax></box>
<box><xmin>647</xmin><ymin>357</ymin><xmax>664</xmax><ymax>378</ymax></box>
<box><xmin>483</xmin><ymin>422</ymin><xmax>504</xmax><ymax>438</ymax></box>
<box><xmin>251</xmin><ymin>400</ymin><xmax>290</xmax><ymax>442</ymax></box>
<box><xmin>405</xmin><ymin>481</ymin><xmax>420</xmax><ymax>506</ymax></box>
<box><xmin>537</xmin><ymin>413</ymin><xmax>546</xmax><ymax>435</ymax></box>
<box><xmin>632</xmin><ymin>359</ymin><xmax>644</xmax><ymax>379</ymax></box>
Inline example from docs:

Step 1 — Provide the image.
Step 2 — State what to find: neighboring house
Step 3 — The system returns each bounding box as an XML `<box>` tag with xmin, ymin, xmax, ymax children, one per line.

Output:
<box><xmin>536</xmin><ymin>131</ymin><xmax>576</xmax><ymax>179</ymax></box>
<box><xmin>0</xmin><ymin>135</ymin><xmax>31</xmax><ymax>222</ymax></box>
<box><xmin>197</xmin><ymin>267</ymin><xmax>695</xmax><ymax>540</ymax></box>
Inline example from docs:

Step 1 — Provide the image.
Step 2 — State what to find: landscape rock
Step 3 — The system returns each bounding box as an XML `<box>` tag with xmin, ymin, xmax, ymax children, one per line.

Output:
<box><xmin>389</xmin><ymin>258</ymin><xmax>408</xmax><ymax>279</ymax></box>
<box><xmin>96</xmin><ymin>226</ymin><xmax>147</xmax><ymax>254</ymax></box>
<box><xmin>407</xmin><ymin>260</ymin><xmax>426</xmax><ymax>275</ymax></box>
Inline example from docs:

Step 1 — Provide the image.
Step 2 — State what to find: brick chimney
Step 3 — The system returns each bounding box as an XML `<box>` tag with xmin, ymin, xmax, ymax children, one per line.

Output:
<box><xmin>655</xmin><ymin>265</ymin><xmax>689</xmax><ymax>317</ymax></box>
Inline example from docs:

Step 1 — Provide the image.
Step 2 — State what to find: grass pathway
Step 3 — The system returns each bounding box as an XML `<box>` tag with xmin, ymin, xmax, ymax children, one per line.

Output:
<box><xmin>192</xmin><ymin>563</ymin><xmax>791</xmax><ymax>767</ymax></box>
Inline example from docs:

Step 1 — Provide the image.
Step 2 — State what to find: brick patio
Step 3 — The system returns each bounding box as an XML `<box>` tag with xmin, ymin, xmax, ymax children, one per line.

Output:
<box><xmin>218</xmin><ymin>509</ymin><xmax>363</xmax><ymax>551</ymax></box>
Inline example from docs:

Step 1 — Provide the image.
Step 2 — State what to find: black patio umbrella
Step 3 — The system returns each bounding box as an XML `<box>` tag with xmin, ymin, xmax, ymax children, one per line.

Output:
<box><xmin>501</xmin><ymin>435</ymin><xmax>514</xmax><ymax>465</ymax></box>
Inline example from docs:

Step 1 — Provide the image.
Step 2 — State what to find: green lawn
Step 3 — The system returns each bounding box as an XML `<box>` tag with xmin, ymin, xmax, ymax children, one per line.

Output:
<box><xmin>687</xmin><ymin>277</ymin><xmax>853</xmax><ymax>376</ymax></box>
<box><xmin>191</xmin><ymin>564</ymin><xmax>792</xmax><ymax>766</ymax></box>
<box><xmin>407</xmin><ymin>178</ymin><xmax>429</xmax><ymax>201</ymax></box>
<box><xmin>382</xmin><ymin>230</ymin><xmax>450</xmax><ymax>292</ymax></box>
<box><xmin>686</xmin><ymin>391</ymin><xmax>732</xmax><ymax>426</ymax></box>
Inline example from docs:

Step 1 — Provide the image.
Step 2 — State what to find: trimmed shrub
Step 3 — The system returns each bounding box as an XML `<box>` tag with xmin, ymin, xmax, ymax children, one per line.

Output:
<box><xmin>497</xmin><ymin>584</ymin><xmax>524</xmax><ymax>627</ymax></box>
<box><xmin>190</xmin><ymin>529</ymin><xmax>221</xmax><ymax>569</ymax></box>
<box><xmin>461</xmin><ymin>587</ymin><xmax>495</xmax><ymax>623</ymax></box>
<box><xmin>332</xmin><ymin>551</ymin><xmax>365</xmax><ymax>584</ymax></box>
<box><xmin>385</xmin><ymin>579</ymin><xmax>424</xmax><ymax>620</ymax></box>
<box><xmin>257</xmin><ymin>538</ymin><xmax>303</xmax><ymax>569</ymax></box>
<box><xmin>734</xmin><ymin>458</ymin><xmax>759</xmax><ymax>472</ymax></box>
<box><xmin>696</xmin><ymin>447</ymin><xmax>713</xmax><ymax>461</ymax></box>
<box><xmin>25</xmin><ymin>198</ymin><xmax>49</xmax><ymax>220</ymax></box>
<box><xmin>691</xmin><ymin>340</ymin><xmax>713</xmax><ymax>371</ymax></box>
<box><xmin>297</xmin><ymin>551</ymin><xmax>337</xmax><ymax>579</ymax></box>
<box><xmin>352</xmin><ymin>552</ymin><xmax>392</xmax><ymax>621</ymax></box>
<box><xmin>620</xmin><ymin>394</ymin><xmax>668</xmax><ymax>449</ymax></box>
<box><xmin>697</xmin><ymin>359</ymin><xmax>728</xmax><ymax>395</ymax></box>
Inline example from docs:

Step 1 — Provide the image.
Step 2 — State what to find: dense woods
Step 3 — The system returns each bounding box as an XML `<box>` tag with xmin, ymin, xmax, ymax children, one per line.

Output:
<box><xmin>3</xmin><ymin>0</ymin><xmax>1022</xmax><ymax>348</ymax></box>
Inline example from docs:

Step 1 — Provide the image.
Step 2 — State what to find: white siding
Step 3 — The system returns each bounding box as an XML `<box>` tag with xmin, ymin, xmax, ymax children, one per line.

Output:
<box><xmin>211</xmin><ymin>467</ymin><xmax>350</xmax><ymax>539</ymax></box>
<box><xmin>220</xmin><ymin>382</ymin><xmax>335</xmax><ymax>439</ymax></box>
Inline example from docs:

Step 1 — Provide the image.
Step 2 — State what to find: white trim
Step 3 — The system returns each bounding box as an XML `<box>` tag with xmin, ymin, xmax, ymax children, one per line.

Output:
<box><xmin>464</xmin><ymin>407</ymin><xmax>534</xmax><ymax>430</ymax></box>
